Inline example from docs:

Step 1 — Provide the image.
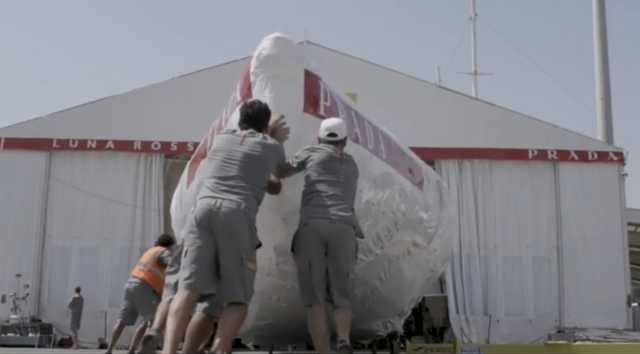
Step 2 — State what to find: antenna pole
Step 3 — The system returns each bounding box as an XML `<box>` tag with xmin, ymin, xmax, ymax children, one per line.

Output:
<box><xmin>470</xmin><ymin>0</ymin><xmax>479</xmax><ymax>97</ymax></box>
<box><xmin>593</xmin><ymin>0</ymin><xmax>614</xmax><ymax>144</ymax></box>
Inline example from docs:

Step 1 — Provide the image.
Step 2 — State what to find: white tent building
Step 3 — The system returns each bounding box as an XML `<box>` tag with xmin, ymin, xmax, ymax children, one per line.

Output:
<box><xmin>0</xmin><ymin>42</ymin><xmax>629</xmax><ymax>344</ymax></box>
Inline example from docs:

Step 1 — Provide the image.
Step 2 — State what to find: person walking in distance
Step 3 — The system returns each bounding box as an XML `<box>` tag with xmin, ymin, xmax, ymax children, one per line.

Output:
<box><xmin>275</xmin><ymin>117</ymin><xmax>362</xmax><ymax>354</ymax></box>
<box><xmin>105</xmin><ymin>234</ymin><xmax>175</xmax><ymax>354</ymax></box>
<box><xmin>162</xmin><ymin>99</ymin><xmax>289</xmax><ymax>354</ymax></box>
<box><xmin>68</xmin><ymin>286</ymin><xmax>84</xmax><ymax>350</ymax></box>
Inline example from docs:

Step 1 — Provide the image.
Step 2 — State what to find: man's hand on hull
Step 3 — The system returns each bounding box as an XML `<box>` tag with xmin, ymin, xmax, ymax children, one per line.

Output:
<box><xmin>268</xmin><ymin>114</ymin><xmax>290</xmax><ymax>144</ymax></box>
<box><xmin>266</xmin><ymin>175</ymin><xmax>282</xmax><ymax>195</ymax></box>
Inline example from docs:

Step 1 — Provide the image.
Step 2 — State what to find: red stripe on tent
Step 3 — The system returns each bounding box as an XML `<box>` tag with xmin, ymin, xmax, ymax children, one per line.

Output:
<box><xmin>0</xmin><ymin>138</ymin><xmax>624</xmax><ymax>164</ymax></box>
<box><xmin>410</xmin><ymin>147</ymin><xmax>625</xmax><ymax>163</ymax></box>
<box><xmin>0</xmin><ymin>137</ymin><xmax>198</xmax><ymax>155</ymax></box>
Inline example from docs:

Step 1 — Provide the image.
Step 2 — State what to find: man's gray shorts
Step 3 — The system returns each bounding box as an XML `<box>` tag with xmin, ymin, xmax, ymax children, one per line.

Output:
<box><xmin>180</xmin><ymin>198</ymin><xmax>260</xmax><ymax>305</ymax></box>
<box><xmin>292</xmin><ymin>219</ymin><xmax>358</xmax><ymax>309</ymax></box>
<box><xmin>70</xmin><ymin>315</ymin><xmax>81</xmax><ymax>332</ymax></box>
<box><xmin>118</xmin><ymin>278</ymin><xmax>160</xmax><ymax>326</ymax></box>
<box><xmin>195</xmin><ymin>294</ymin><xmax>224</xmax><ymax>318</ymax></box>
<box><xmin>161</xmin><ymin>242</ymin><xmax>222</xmax><ymax>317</ymax></box>
<box><xmin>161</xmin><ymin>242</ymin><xmax>183</xmax><ymax>303</ymax></box>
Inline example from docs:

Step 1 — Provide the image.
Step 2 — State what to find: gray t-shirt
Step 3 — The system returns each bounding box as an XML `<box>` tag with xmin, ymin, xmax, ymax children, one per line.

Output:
<box><xmin>197</xmin><ymin>129</ymin><xmax>286</xmax><ymax>216</ymax></box>
<box><xmin>284</xmin><ymin>144</ymin><xmax>360</xmax><ymax>226</ymax></box>
<box><xmin>68</xmin><ymin>295</ymin><xmax>83</xmax><ymax>319</ymax></box>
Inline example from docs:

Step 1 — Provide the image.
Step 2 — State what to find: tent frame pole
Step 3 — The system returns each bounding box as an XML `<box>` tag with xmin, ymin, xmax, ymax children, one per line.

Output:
<box><xmin>33</xmin><ymin>152</ymin><xmax>51</xmax><ymax>317</ymax></box>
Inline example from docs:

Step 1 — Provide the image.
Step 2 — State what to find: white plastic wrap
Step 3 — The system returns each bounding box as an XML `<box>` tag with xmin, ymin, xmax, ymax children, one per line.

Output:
<box><xmin>171</xmin><ymin>33</ymin><xmax>453</xmax><ymax>344</ymax></box>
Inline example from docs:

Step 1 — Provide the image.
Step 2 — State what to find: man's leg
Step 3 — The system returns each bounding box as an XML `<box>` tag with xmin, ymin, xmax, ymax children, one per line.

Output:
<box><xmin>327</xmin><ymin>223</ymin><xmax>357</xmax><ymax>353</ymax></box>
<box><xmin>197</xmin><ymin>321</ymin><xmax>217</xmax><ymax>353</ymax></box>
<box><xmin>162</xmin><ymin>290</ymin><xmax>198</xmax><ymax>354</ymax></box>
<box><xmin>210</xmin><ymin>303</ymin><xmax>247</xmax><ymax>354</ymax></box>
<box><xmin>72</xmin><ymin>329</ymin><xmax>79</xmax><ymax>349</ymax></box>
<box><xmin>138</xmin><ymin>299</ymin><xmax>171</xmax><ymax>354</ymax></box>
<box><xmin>110</xmin><ymin>282</ymin><xmax>139</xmax><ymax>354</ymax></box>
<box><xmin>151</xmin><ymin>299</ymin><xmax>171</xmax><ymax>335</ymax></box>
<box><xmin>182</xmin><ymin>311</ymin><xmax>216</xmax><ymax>354</ymax></box>
<box><xmin>167</xmin><ymin>201</ymin><xmax>216</xmax><ymax>353</ymax></box>
<box><xmin>208</xmin><ymin>205</ymin><xmax>257</xmax><ymax>354</ymax></box>
<box><xmin>128</xmin><ymin>321</ymin><xmax>148</xmax><ymax>354</ymax></box>
<box><xmin>293</xmin><ymin>222</ymin><xmax>330</xmax><ymax>353</ymax></box>
<box><xmin>307</xmin><ymin>304</ymin><xmax>331</xmax><ymax>353</ymax></box>
<box><xmin>105</xmin><ymin>320</ymin><xmax>126</xmax><ymax>354</ymax></box>
<box><xmin>334</xmin><ymin>308</ymin><xmax>353</xmax><ymax>344</ymax></box>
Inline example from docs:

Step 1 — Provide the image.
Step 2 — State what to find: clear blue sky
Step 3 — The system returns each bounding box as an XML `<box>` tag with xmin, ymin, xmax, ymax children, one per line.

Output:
<box><xmin>1</xmin><ymin>0</ymin><xmax>639</xmax><ymax>206</ymax></box>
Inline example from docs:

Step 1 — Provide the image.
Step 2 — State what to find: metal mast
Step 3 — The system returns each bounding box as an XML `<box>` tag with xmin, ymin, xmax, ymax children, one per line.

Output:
<box><xmin>470</xmin><ymin>0</ymin><xmax>479</xmax><ymax>97</ymax></box>
<box><xmin>593</xmin><ymin>0</ymin><xmax>614</xmax><ymax>144</ymax></box>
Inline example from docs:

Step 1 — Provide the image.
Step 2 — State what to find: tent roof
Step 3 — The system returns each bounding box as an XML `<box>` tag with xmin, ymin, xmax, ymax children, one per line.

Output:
<box><xmin>0</xmin><ymin>42</ymin><xmax>621</xmax><ymax>153</ymax></box>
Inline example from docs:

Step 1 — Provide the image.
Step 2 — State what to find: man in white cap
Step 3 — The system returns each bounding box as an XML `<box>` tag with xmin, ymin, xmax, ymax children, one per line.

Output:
<box><xmin>275</xmin><ymin>117</ymin><xmax>362</xmax><ymax>354</ymax></box>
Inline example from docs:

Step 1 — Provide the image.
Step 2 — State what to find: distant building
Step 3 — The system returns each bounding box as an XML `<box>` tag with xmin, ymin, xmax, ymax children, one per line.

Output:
<box><xmin>628</xmin><ymin>208</ymin><xmax>640</xmax><ymax>299</ymax></box>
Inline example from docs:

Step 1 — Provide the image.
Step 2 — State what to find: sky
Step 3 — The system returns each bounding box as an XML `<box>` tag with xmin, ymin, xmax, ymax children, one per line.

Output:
<box><xmin>1</xmin><ymin>0</ymin><xmax>639</xmax><ymax>206</ymax></box>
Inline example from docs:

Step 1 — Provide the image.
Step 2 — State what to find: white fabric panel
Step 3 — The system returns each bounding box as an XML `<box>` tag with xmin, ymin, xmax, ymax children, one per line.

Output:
<box><xmin>0</xmin><ymin>151</ymin><xmax>49</xmax><ymax>319</ymax></box>
<box><xmin>558</xmin><ymin>163</ymin><xmax>628</xmax><ymax>328</ymax></box>
<box><xmin>38</xmin><ymin>152</ymin><xmax>164</xmax><ymax>343</ymax></box>
<box><xmin>441</xmin><ymin>160</ymin><xmax>560</xmax><ymax>343</ymax></box>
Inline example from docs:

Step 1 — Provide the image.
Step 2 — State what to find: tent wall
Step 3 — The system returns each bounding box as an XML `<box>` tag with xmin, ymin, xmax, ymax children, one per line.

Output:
<box><xmin>558</xmin><ymin>163</ymin><xmax>629</xmax><ymax>328</ymax></box>
<box><xmin>0</xmin><ymin>151</ymin><xmax>49</xmax><ymax>319</ymax></box>
<box><xmin>441</xmin><ymin>160</ymin><xmax>628</xmax><ymax>344</ymax></box>
<box><xmin>37</xmin><ymin>151</ymin><xmax>164</xmax><ymax>342</ymax></box>
<box><xmin>163</xmin><ymin>158</ymin><xmax>188</xmax><ymax>235</ymax></box>
<box><xmin>441</xmin><ymin>160</ymin><xmax>560</xmax><ymax>343</ymax></box>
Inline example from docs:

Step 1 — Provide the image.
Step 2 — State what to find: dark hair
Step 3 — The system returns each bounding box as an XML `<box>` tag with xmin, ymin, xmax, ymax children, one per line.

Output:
<box><xmin>155</xmin><ymin>234</ymin><xmax>176</xmax><ymax>248</ymax></box>
<box><xmin>74</xmin><ymin>286</ymin><xmax>81</xmax><ymax>294</ymax></box>
<box><xmin>239</xmin><ymin>99</ymin><xmax>271</xmax><ymax>132</ymax></box>
<box><xmin>319</xmin><ymin>137</ymin><xmax>348</xmax><ymax>148</ymax></box>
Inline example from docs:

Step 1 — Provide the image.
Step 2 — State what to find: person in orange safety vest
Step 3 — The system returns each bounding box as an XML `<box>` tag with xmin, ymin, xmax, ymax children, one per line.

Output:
<box><xmin>105</xmin><ymin>234</ymin><xmax>175</xmax><ymax>354</ymax></box>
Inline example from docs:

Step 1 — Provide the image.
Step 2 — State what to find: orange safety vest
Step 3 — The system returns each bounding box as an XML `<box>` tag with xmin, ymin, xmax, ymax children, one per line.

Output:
<box><xmin>130</xmin><ymin>246</ymin><xmax>167</xmax><ymax>295</ymax></box>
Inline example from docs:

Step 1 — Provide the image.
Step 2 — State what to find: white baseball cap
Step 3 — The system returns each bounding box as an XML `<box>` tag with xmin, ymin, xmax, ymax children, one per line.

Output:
<box><xmin>318</xmin><ymin>117</ymin><xmax>348</xmax><ymax>141</ymax></box>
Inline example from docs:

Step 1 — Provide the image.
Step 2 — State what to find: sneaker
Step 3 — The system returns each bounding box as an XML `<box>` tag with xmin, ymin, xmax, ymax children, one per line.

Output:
<box><xmin>337</xmin><ymin>339</ymin><xmax>353</xmax><ymax>354</ymax></box>
<box><xmin>137</xmin><ymin>333</ymin><xmax>158</xmax><ymax>354</ymax></box>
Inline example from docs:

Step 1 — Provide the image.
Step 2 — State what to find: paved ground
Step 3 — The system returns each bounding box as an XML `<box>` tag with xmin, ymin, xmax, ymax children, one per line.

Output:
<box><xmin>0</xmin><ymin>350</ymin><xmax>380</xmax><ymax>354</ymax></box>
<box><xmin>0</xmin><ymin>350</ymin><xmax>327</xmax><ymax>354</ymax></box>
<box><xmin>0</xmin><ymin>351</ymin><xmax>360</xmax><ymax>354</ymax></box>
<box><xmin>0</xmin><ymin>350</ymin><xmax>132</xmax><ymax>354</ymax></box>
<box><xmin>0</xmin><ymin>350</ymin><xmax>269</xmax><ymax>354</ymax></box>
<box><xmin>0</xmin><ymin>350</ymin><xmax>126</xmax><ymax>354</ymax></box>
